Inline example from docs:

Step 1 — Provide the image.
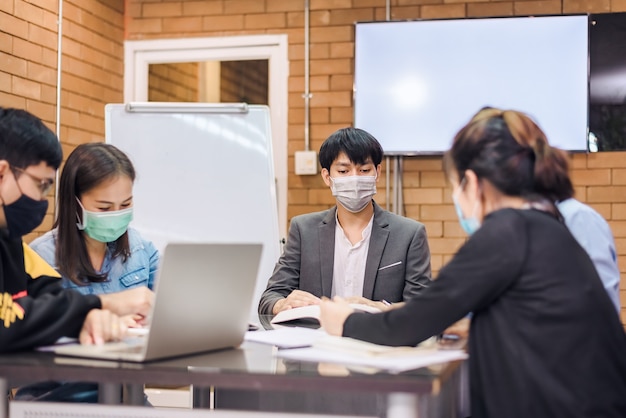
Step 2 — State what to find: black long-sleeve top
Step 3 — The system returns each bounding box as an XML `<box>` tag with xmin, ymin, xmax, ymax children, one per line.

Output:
<box><xmin>343</xmin><ymin>208</ymin><xmax>626</xmax><ymax>418</ymax></box>
<box><xmin>0</xmin><ymin>229</ymin><xmax>101</xmax><ymax>353</ymax></box>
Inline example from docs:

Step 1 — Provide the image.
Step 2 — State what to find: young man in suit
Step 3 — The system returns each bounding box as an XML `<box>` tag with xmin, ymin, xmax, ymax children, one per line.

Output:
<box><xmin>259</xmin><ymin>127</ymin><xmax>431</xmax><ymax>315</ymax></box>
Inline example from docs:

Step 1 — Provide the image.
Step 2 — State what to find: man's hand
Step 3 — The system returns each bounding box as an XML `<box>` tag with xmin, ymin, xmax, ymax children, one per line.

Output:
<box><xmin>272</xmin><ymin>290</ymin><xmax>321</xmax><ymax>315</ymax></box>
<box><xmin>343</xmin><ymin>296</ymin><xmax>404</xmax><ymax>311</ymax></box>
<box><xmin>343</xmin><ymin>296</ymin><xmax>387</xmax><ymax>311</ymax></box>
<box><xmin>98</xmin><ymin>287</ymin><xmax>154</xmax><ymax>323</ymax></box>
<box><xmin>79</xmin><ymin>309</ymin><xmax>128</xmax><ymax>345</ymax></box>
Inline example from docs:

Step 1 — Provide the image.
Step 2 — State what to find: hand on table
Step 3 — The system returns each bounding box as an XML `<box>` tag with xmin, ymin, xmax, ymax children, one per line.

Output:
<box><xmin>342</xmin><ymin>296</ymin><xmax>403</xmax><ymax>311</ymax></box>
<box><xmin>272</xmin><ymin>290</ymin><xmax>321</xmax><ymax>314</ymax></box>
<box><xmin>79</xmin><ymin>309</ymin><xmax>128</xmax><ymax>345</ymax></box>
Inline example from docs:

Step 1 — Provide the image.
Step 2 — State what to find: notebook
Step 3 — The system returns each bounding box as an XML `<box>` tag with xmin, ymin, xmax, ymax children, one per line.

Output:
<box><xmin>52</xmin><ymin>242</ymin><xmax>263</xmax><ymax>362</ymax></box>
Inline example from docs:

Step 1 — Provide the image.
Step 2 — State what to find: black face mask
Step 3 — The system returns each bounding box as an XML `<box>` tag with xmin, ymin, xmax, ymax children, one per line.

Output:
<box><xmin>3</xmin><ymin>193</ymin><xmax>48</xmax><ymax>239</ymax></box>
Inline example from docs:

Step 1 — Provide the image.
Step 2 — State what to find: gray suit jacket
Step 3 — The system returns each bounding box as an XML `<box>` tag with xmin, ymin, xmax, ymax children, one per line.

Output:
<box><xmin>258</xmin><ymin>201</ymin><xmax>432</xmax><ymax>315</ymax></box>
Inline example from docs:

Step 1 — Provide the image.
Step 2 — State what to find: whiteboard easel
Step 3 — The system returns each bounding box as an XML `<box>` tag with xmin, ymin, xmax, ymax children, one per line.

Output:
<box><xmin>105</xmin><ymin>102</ymin><xmax>281</xmax><ymax>323</ymax></box>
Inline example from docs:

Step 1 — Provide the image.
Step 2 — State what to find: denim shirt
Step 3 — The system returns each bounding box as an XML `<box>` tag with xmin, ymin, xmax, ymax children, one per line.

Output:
<box><xmin>30</xmin><ymin>228</ymin><xmax>159</xmax><ymax>295</ymax></box>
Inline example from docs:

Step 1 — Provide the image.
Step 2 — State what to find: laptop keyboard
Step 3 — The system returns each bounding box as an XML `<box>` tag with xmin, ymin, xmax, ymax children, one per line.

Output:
<box><xmin>97</xmin><ymin>337</ymin><xmax>146</xmax><ymax>354</ymax></box>
<box><xmin>107</xmin><ymin>344</ymin><xmax>145</xmax><ymax>354</ymax></box>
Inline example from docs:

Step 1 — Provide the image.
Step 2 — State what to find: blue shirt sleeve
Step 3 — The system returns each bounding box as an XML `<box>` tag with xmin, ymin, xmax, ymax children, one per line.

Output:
<box><xmin>145</xmin><ymin>239</ymin><xmax>160</xmax><ymax>290</ymax></box>
<box><xmin>558</xmin><ymin>199</ymin><xmax>621</xmax><ymax>312</ymax></box>
<box><xmin>29</xmin><ymin>231</ymin><xmax>59</xmax><ymax>270</ymax></box>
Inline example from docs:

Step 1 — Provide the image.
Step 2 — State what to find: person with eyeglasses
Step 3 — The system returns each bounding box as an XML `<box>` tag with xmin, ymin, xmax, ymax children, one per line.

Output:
<box><xmin>0</xmin><ymin>107</ymin><xmax>151</xmax><ymax>353</ymax></box>
<box><xmin>319</xmin><ymin>108</ymin><xmax>626</xmax><ymax>418</ymax></box>
<box><xmin>10</xmin><ymin>143</ymin><xmax>160</xmax><ymax>403</ymax></box>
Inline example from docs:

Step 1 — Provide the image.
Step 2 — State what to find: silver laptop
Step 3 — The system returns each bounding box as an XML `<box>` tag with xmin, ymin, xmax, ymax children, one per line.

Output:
<box><xmin>53</xmin><ymin>242</ymin><xmax>263</xmax><ymax>362</ymax></box>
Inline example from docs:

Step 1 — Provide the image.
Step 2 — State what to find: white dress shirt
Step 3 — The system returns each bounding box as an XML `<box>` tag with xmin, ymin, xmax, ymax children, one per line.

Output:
<box><xmin>331</xmin><ymin>214</ymin><xmax>374</xmax><ymax>298</ymax></box>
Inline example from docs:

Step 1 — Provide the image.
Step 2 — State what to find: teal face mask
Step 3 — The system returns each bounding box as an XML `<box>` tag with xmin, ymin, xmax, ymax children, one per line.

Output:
<box><xmin>452</xmin><ymin>178</ymin><xmax>481</xmax><ymax>236</ymax></box>
<box><xmin>452</xmin><ymin>194</ymin><xmax>481</xmax><ymax>236</ymax></box>
<box><xmin>76</xmin><ymin>199</ymin><xmax>133</xmax><ymax>243</ymax></box>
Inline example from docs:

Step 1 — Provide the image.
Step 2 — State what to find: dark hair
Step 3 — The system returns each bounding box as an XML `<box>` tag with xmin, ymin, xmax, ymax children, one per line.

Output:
<box><xmin>318</xmin><ymin>127</ymin><xmax>384</xmax><ymax>170</ymax></box>
<box><xmin>54</xmin><ymin>143</ymin><xmax>136</xmax><ymax>285</ymax></box>
<box><xmin>0</xmin><ymin>108</ymin><xmax>62</xmax><ymax>169</ymax></box>
<box><xmin>443</xmin><ymin>107</ymin><xmax>574</xmax><ymax>203</ymax></box>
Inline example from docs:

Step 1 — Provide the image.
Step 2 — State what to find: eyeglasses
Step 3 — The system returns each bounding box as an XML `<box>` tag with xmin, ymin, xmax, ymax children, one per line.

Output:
<box><xmin>11</xmin><ymin>166</ymin><xmax>55</xmax><ymax>197</ymax></box>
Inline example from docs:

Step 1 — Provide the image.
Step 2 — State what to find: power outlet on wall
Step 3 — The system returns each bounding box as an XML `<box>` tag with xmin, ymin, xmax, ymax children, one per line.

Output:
<box><xmin>295</xmin><ymin>150</ymin><xmax>318</xmax><ymax>175</ymax></box>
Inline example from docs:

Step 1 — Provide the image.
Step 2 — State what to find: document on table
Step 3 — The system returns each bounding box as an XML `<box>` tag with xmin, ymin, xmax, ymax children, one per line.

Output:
<box><xmin>270</xmin><ymin>303</ymin><xmax>381</xmax><ymax>325</ymax></box>
<box><xmin>244</xmin><ymin>327</ymin><xmax>328</xmax><ymax>348</ymax></box>
<box><xmin>275</xmin><ymin>335</ymin><xmax>468</xmax><ymax>374</ymax></box>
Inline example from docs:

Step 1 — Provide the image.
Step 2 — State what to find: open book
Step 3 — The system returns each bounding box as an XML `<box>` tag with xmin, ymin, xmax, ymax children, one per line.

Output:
<box><xmin>271</xmin><ymin>303</ymin><xmax>381</xmax><ymax>325</ymax></box>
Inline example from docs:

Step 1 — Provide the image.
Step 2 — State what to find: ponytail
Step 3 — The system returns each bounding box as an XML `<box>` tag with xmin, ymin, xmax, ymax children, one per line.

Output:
<box><xmin>447</xmin><ymin>107</ymin><xmax>574</xmax><ymax>202</ymax></box>
<box><xmin>501</xmin><ymin>110</ymin><xmax>573</xmax><ymax>201</ymax></box>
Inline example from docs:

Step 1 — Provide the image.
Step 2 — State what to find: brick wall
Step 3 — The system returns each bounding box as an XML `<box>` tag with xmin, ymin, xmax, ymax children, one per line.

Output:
<box><xmin>125</xmin><ymin>0</ymin><xmax>626</xmax><ymax>324</ymax></box>
<box><xmin>0</xmin><ymin>0</ymin><xmax>125</xmax><ymax>242</ymax></box>
<box><xmin>220</xmin><ymin>60</ymin><xmax>268</xmax><ymax>104</ymax></box>
<box><xmin>1</xmin><ymin>0</ymin><xmax>61</xmax><ymax>238</ymax></box>
<box><xmin>148</xmin><ymin>62</ymin><xmax>199</xmax><ymax>102</ymax></box>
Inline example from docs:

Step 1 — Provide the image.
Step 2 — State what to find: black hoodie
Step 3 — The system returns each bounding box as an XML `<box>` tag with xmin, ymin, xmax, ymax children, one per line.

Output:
<box><xmin>0</xmin><ymin>229</ymin><xmax>100</xmax><ymax>352</ymax></box>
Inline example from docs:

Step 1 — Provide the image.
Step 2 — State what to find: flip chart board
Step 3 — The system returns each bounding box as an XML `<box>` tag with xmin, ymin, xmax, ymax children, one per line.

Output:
<box><xmin>106</xmin><ymin>102</ymin><xmax>281</xmax><ymax>322</ymax></box>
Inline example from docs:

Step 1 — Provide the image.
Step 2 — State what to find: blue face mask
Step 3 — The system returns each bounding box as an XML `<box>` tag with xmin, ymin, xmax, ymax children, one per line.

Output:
<box><xmin>452</xmin><ymin>193</ymin><xmax>481</xmax><ymax>236</ymax></box>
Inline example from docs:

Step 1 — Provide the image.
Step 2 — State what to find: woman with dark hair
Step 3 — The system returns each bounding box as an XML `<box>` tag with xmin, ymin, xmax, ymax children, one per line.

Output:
<box><xmin>31</xmin><ymin>143</ymin><xmax>158</xmax><ymax>296</ymax></box>
<box><xmin>319</xmin><ymin>108</ymin><xmax>626</xmax><ymax>418</ymax></box>
<box><xmin>16</xmin><ymin>143</ymin><xmax>158</xmax><ymax>402</ymax></box>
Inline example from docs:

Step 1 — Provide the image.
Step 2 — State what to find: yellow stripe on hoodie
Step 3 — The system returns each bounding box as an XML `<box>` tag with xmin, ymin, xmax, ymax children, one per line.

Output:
<box><xmin>22</xmin><ymin>242</ymin><xmax>60</xmax><ymax>279</ymax></box>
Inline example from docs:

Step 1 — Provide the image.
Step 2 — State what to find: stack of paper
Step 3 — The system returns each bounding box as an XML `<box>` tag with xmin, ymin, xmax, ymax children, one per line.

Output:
<box><xmin>277</xmin><ymin>342</ymin><xmax>467</xmax><ymax>374</ymax></box>
<box><xmin>312</xmin><ymin>335</ymin><xmax>438</xmax><ymax>356</ymax></box>
<box><xmin>245</xmin><ymin>327</ymin><xmax>467</xmax><ymax>374</ymax></box>
<box><xmin>244</xmin><ymin>327</ymin><xmax>327</xmax><ymax>348</ymax></box>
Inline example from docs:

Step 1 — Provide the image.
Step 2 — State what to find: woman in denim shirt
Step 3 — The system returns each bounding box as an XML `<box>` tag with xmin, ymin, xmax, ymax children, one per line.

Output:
<box><xmin>30</xmin><ymin>228</ymin><xmax>158</xmax><ymax>295</ymax></box>
<box><xmin>31</xmin><ymin>143</ymin><xmax>159</xmax><ymax>294</ymax></box>
<box><xmin>18</xmin><ymin>143</ymin><xmax>158</xmax><ymax>403</ymax></box>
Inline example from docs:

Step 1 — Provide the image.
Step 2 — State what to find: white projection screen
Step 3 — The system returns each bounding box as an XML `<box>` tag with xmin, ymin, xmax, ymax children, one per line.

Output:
<box><xmin>354</xmin><ymin>15</ymin><xmax>590</xmax><ymax>154</ymax></box>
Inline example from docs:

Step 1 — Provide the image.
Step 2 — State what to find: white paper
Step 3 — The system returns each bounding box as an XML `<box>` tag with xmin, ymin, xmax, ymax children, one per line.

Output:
<box><xmin>313</xmin><ymin>335</ymin><xmax>438</xmax><ymax>357</ymax></box>
<box><xmin>244</xmin><ymin>328</ymin><xmax>327</xmax><ymax>348</ymax></box>
<box><xmin>277</xmin><ymin>346</ymin><xmax>468</xmax><ymax>374</ymax></box>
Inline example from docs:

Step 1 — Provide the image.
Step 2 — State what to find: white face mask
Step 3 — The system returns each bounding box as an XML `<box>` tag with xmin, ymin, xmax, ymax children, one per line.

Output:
<box><xmin>330</xmin><ymin>175</ymin><xmax>377</xmax><ymax>213</ymax></box>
